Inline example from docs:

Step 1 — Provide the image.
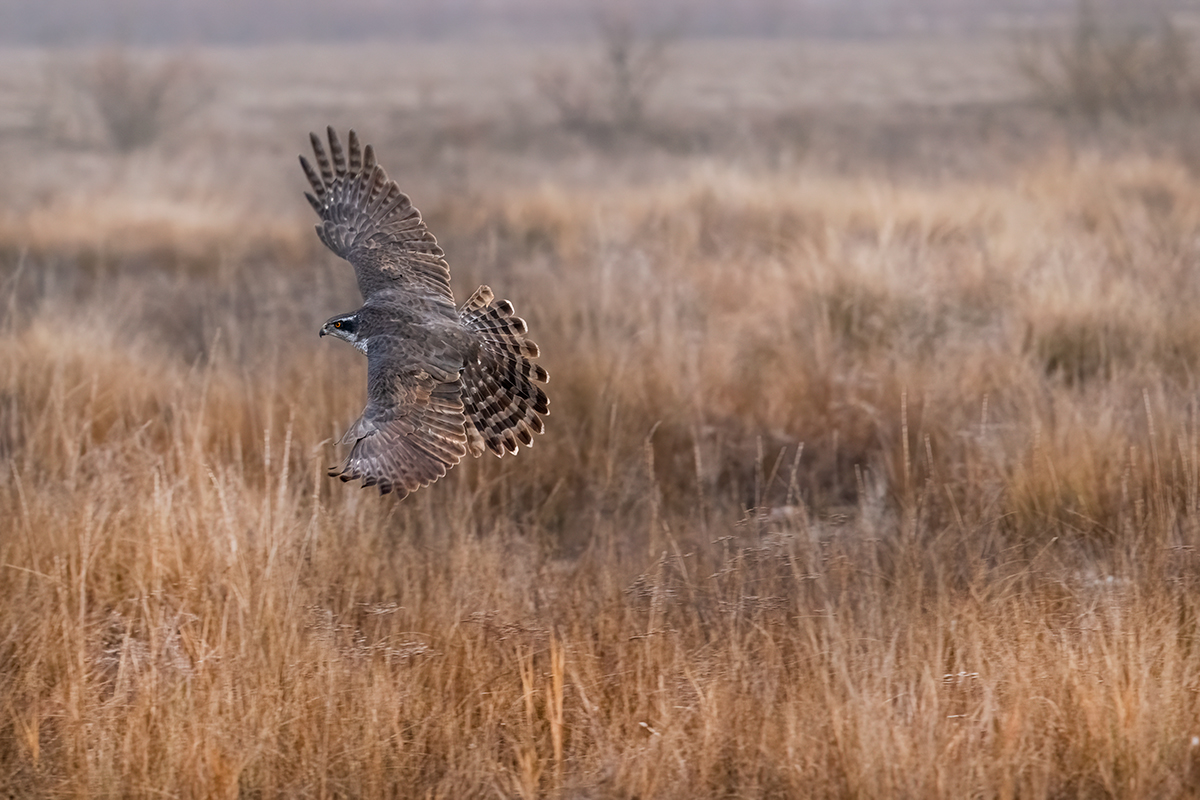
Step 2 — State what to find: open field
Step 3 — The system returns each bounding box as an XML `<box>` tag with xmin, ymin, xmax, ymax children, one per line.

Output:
<box><xmin>5</xmin><ymin>36</ymin><xmax>1200</xmax><ymax>797</ymax></box>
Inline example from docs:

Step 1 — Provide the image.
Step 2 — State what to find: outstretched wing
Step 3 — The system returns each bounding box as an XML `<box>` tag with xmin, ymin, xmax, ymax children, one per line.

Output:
<box><xmin>330</xmin><ymin>336</ymin><xmax>469</xmax><ymax>497</ymax></box>
<box><xmin>300</xmin><ymin>127</ymin><xmax>454</xmax><ymax>305</ymax></box>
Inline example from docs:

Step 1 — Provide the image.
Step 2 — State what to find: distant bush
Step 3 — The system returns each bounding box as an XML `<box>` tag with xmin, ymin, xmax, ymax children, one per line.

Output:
<box><xmin>536</xmin><ymin>10</ymin><xmax>675</xmax><ymax>144</ymax></box>
<box><xmin>80</xmin><ymin>48</ymin><xmax>212</xmax><ymax>152</ymax></box>
<box><xmin>1013</xmin><ymin>3</ymin><xmax>1197</xmax><ymax>125</ymax></box>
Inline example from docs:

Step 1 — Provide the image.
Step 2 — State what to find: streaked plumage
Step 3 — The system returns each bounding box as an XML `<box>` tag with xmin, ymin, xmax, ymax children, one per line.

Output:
<box><xmin>304</xmin><ymin>127</ymin><xmax>548</xmax><ymax>497</ymax></box>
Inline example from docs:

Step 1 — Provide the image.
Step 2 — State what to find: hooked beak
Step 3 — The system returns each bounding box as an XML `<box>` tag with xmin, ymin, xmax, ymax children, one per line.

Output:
<box><xmin>319</xmin><ymin>327</ymin><xmax>327</xmax><ymax>337</ymax></box>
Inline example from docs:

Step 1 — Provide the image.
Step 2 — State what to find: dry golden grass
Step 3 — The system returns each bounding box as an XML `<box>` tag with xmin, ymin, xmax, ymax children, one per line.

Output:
<box><xmin>5</xmin><ymin>38</ymin><xmax>1200</xmax><ymax>798</ymax></box>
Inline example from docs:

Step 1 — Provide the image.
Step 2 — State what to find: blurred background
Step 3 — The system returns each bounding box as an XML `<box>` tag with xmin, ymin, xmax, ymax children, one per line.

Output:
<box><xmin>0</xmin><ymin>0</ymin><xmax>1173</xmax><ymax>43</ymax></box>
<box><xmin>3</xmin><ymin>0</ymin><xmax>1200</xmax><ymax>199</ymax></box>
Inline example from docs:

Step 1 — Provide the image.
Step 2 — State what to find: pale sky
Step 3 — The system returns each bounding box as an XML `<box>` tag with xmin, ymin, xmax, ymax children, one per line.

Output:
<box><xmin>1</xmin><ymin>0</ymin><xmax>1177</xmax><ymax>47</ymax></box>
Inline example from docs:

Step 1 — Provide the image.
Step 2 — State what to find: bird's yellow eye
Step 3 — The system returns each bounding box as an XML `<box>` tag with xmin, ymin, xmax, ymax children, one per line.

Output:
<box><xmin>334</xmin><ymin>321</ymin><xmax>342</xmax><ymax>328</ymax></box>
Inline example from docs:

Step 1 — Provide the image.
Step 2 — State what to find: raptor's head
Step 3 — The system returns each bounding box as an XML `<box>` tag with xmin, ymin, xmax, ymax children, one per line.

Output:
<box><xmin>319</xmin><ymin>313</ymin><xmax>367</xmax><ymax>353</ymax></box>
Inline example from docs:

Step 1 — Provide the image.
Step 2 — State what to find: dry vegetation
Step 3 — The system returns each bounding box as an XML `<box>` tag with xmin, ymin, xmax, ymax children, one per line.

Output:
<box><xmin>5</xmin><ymin>30</ymin><xmax>1200</xmax><ymax>798</ymax></box>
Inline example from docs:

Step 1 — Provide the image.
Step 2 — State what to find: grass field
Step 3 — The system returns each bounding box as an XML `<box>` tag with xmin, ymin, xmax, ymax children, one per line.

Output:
<box><xmin>4</xmin><ymin>36</ymin><xmax>1200</xmax><ymax>797</ymax></box>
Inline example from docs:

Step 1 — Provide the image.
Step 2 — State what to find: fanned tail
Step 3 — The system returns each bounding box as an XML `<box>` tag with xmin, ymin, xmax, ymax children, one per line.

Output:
<box><xmin>458</xmin><ymin>286</ymin><xmax>549</xmax><ymax>458</ymax></box>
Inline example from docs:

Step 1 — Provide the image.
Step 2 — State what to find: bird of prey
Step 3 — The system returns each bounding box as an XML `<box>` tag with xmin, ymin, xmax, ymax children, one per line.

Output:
<box><xmin>301</xmin><ymin>127</ymin><xmax>548</xmax><ymax>497</ymax></box>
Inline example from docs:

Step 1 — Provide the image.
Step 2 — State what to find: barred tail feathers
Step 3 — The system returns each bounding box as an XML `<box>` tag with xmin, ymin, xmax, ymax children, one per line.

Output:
<box><xmin>458</xmin><ymin>286</ymin><xmax>549</xmax><ymax>458</ymax></box>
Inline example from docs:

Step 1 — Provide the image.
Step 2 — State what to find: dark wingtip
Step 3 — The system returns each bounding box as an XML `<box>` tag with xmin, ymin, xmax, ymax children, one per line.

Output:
<box><xmin>327</xmin><ymin>127</ymin><xmax>347</xmax><ymax>175</ymax></box>
<box><xmin>311</xmin><ymin>131</ymin><xmax>334</xmax><ymax>182</ymax></box>
<box><xmin>348</xmin><ymin>129</ymin><xmax>362</xmax><ymax>171</ymax></box>
<box><xmin>299</xmin><ymin>155</ymin><xmax>325</xmax><ymax>197</ymax></box>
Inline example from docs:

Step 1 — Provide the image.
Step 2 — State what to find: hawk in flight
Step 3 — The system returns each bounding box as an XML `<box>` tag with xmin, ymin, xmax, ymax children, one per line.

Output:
<box><xmin>302</xmin><ymin>127</ymin><xmax>548</xmax><ymax>496</ymax></box>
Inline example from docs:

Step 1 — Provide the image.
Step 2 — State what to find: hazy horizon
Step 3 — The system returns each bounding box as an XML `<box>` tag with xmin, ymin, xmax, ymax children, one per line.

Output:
<box><xmin>2</xmin><ymin>0</ymin><xmax>1194</xmax><ymax>47</ymax></box>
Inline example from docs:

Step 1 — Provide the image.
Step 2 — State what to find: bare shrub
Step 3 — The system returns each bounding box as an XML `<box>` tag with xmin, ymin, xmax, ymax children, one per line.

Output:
<box><xmin>80</xmin><ymin>48</ymin><xmax>213</xmax><ymax>152</ymax></box>
<box><xmin>536</xmin><ymin>10</ymin><xmax>675</xmax><ymax>143</ymax></box>
<box><xmin>595</xmin><ymin>13</ymin><xmax>672</xmax><ymax>131</ymax></box>
<box><xmin>1013</xmin><ymin>2</ymin><xmax>1197</xmax><ymax>125</ymax></box>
